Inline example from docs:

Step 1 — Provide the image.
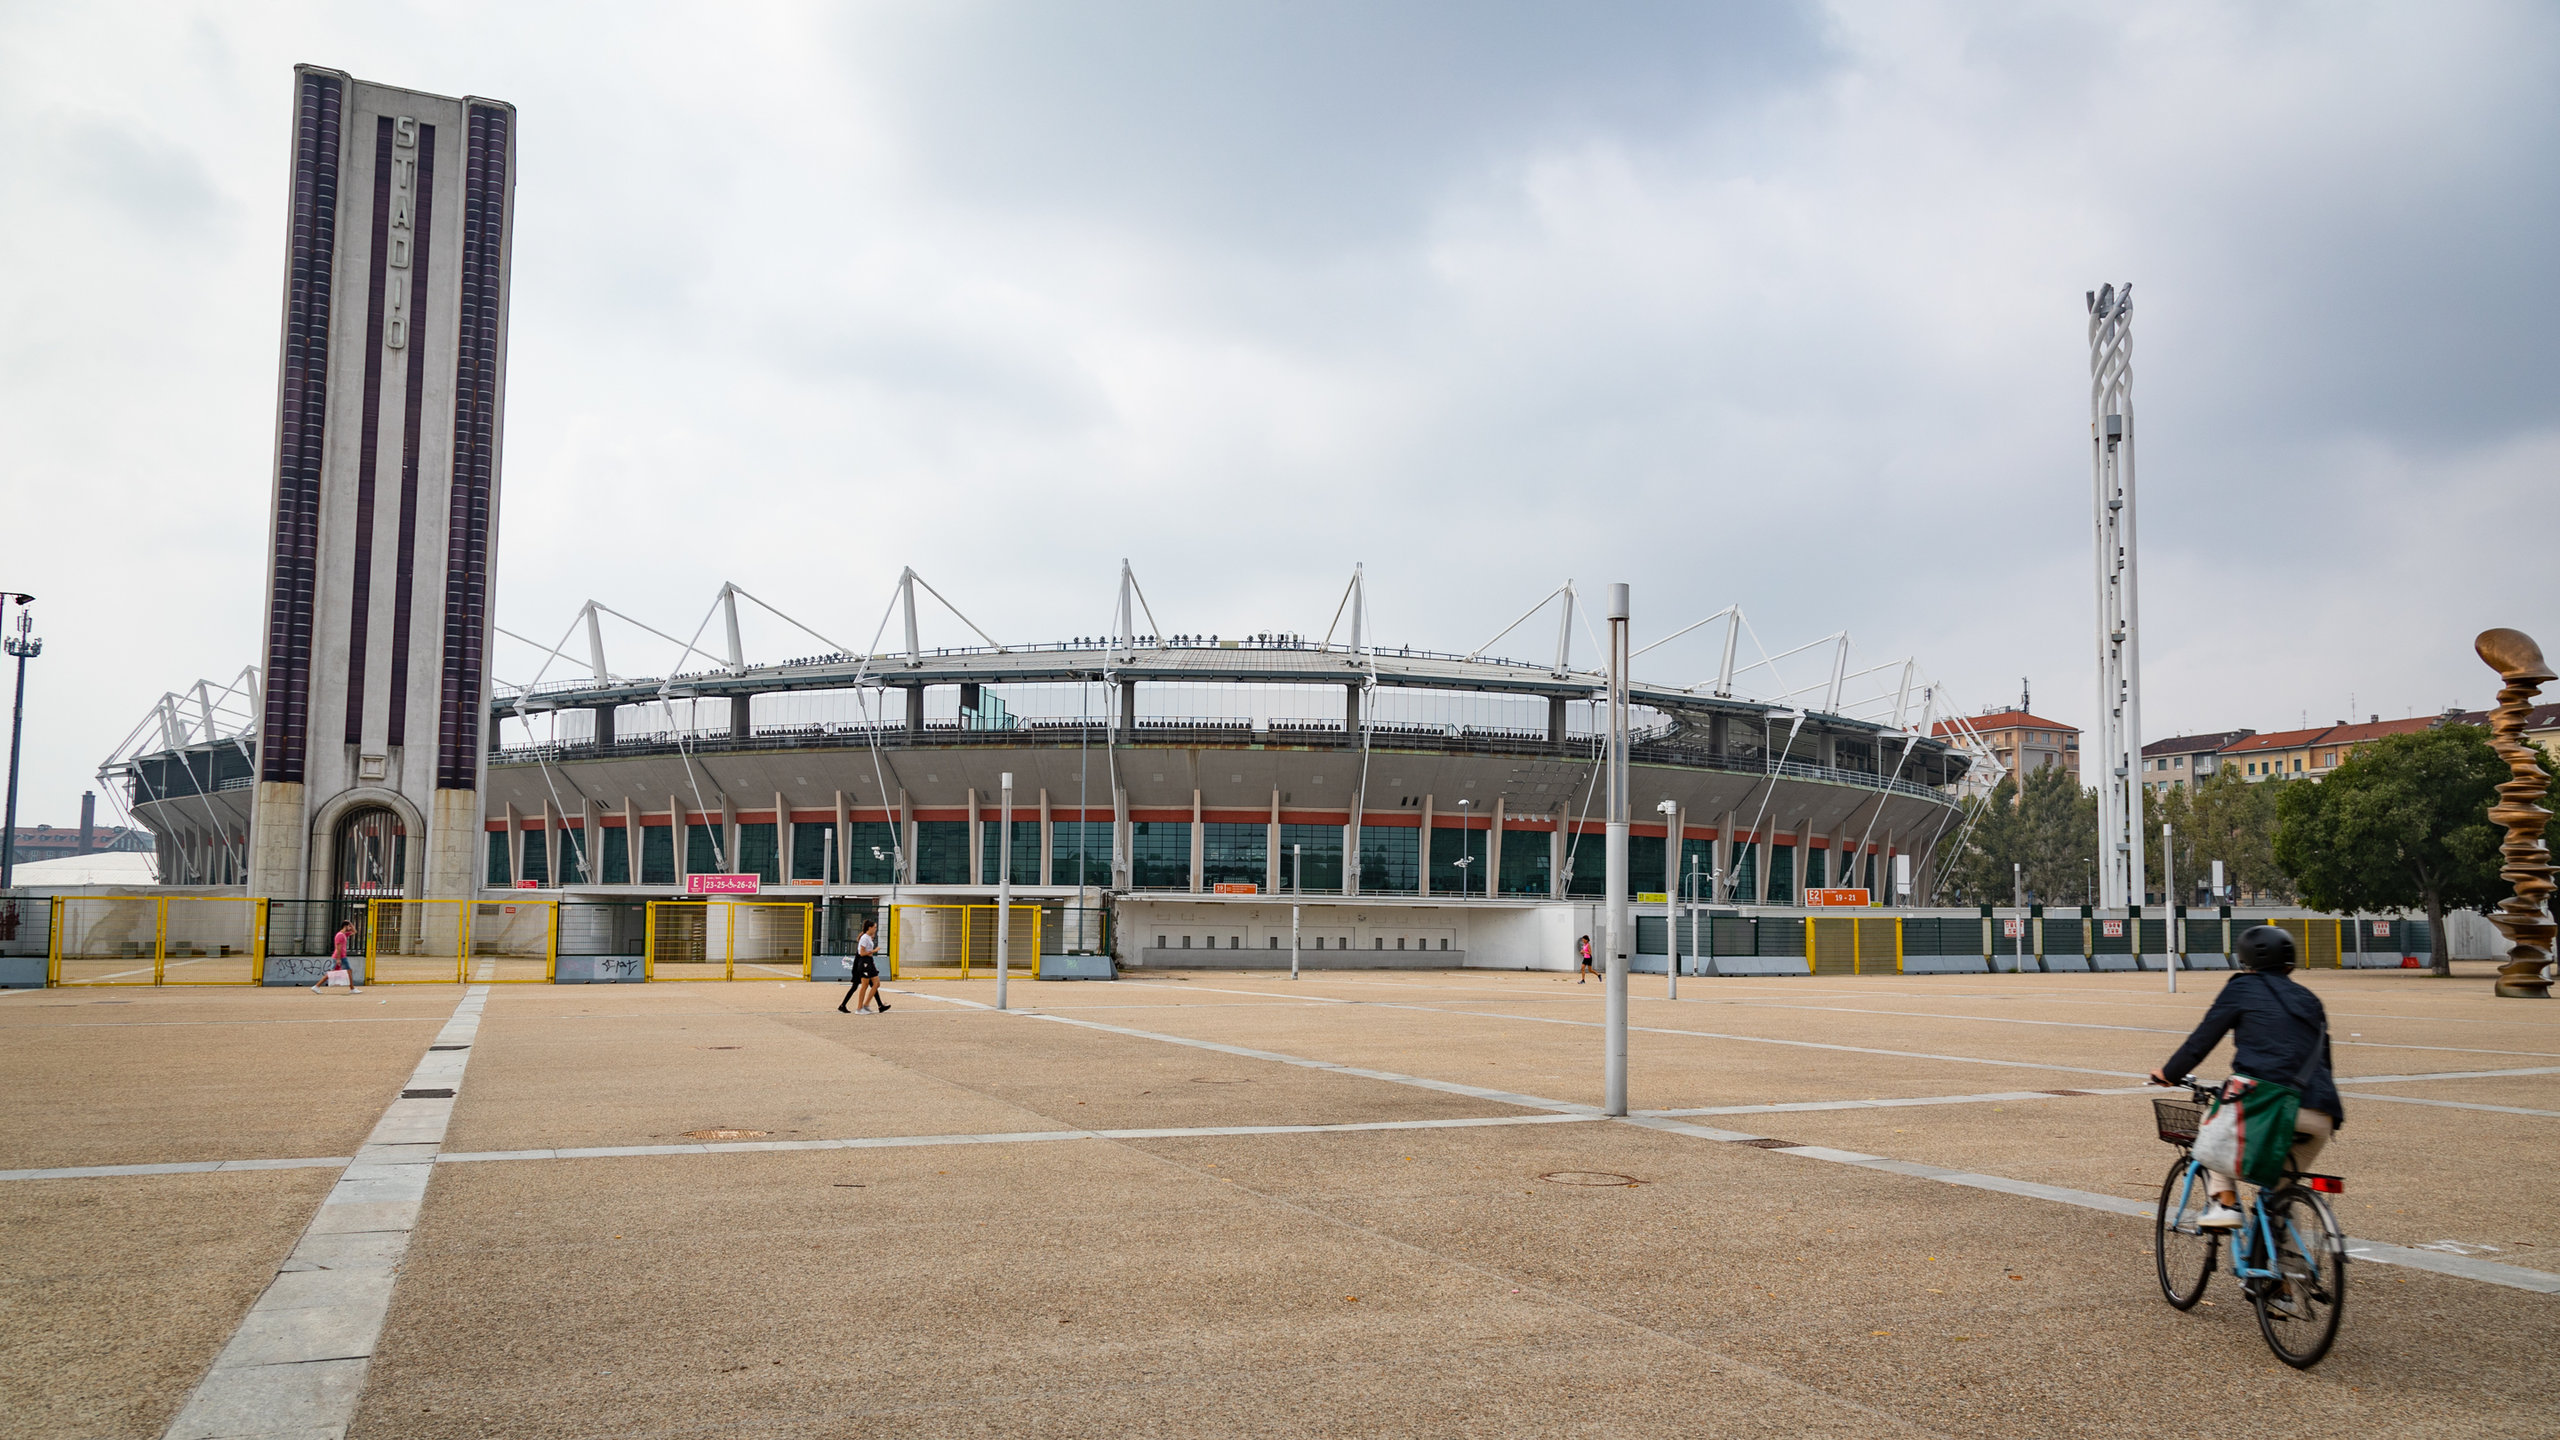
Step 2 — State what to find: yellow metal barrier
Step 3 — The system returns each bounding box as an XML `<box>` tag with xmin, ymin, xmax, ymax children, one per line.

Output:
<box><xmin>160</xmin><ymin>897</ymin><xmax>266</xmax><ymax>985</ymax></box>
<box><xmin>643</xmin><ymin>900</ymin><xmax>814</xmax><ymax>980</ymax></box>
<box><xmin>468</xmin><ymin>899</ymin><xmax>557</xmax><ymax>983</ymax></box>
<box><xmin>368</xmin><ymin>900</ymin><xmax>468</xmax><ymax>984</ymax></box>
<box><xmin>888</xmin><ymin>903</ymin><xmax>1042</xmax><ymax>979</ymax></box>
<box><xmin>51</xmin><ymin>897</ymin><xmax>173</xmax><ymax>986</ymax></box>
<box><xmin>1808</xmin><ymin>917</ymin><xmax>1856</xmax><ymax>975</ymax></box>
<box><xmin>1855</xmin><ymin>917</ymin><xmax>1899</xmax><ymax>975</ymax></box>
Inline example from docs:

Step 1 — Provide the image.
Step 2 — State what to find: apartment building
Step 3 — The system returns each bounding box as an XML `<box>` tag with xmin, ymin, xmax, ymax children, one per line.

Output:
<box><xmin>1940</xmin><ymin>710</ymin><xmax>2080</xmax><ymax>783</ymax></box>
<box><xmin>2139</xmin><ymin>730</ymin><xmax>2251</xmax><ymax>793</ymax></box>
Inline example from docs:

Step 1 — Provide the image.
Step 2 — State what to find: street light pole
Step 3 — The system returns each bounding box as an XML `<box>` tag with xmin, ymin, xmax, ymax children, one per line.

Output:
<box><xmin>1603</xmin><ymin>583</ymin><xmax>1631</xmax><ymax>1118</ymax></box>
<box><xmin>1</xmin><ymin>597</ymin><xmax>41</xmax><ymax>892</ymax></box>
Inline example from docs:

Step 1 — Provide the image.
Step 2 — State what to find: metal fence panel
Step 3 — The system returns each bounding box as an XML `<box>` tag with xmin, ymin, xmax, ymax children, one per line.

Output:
<box><xmin>160</xmin><ymin>898</ymin><xmax>263</xmax><ymax>985</ymax></box>
<box><xmin>468</xmin><ymin>900</ymin><xmax>555</xmax><ymax>983</ymax></box>
<box><xmin>368</xmin><ymin>901</ymin><xmax>466</xmax><ymax>984</ymax></box>
<box><xmin>52</xmin><ymin>897</ymin><xmax>166</xmax><ymax>986</ymax></box>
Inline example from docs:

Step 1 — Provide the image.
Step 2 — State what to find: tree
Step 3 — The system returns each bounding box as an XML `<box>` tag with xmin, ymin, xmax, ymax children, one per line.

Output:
<box><xmin>2185</xmin><ymin>768</ymin><xmax>2292</xmax><ymax>904</ymax></box>
<box><xmin>1939</xmin><ymin>765</ymin><xmax>2098</xmax><ymax>907</ymax></box>
<box><xmin>2273</xmin><ymin>725</ymin><xmax>2510</xmax><ymax>975</ymax></box>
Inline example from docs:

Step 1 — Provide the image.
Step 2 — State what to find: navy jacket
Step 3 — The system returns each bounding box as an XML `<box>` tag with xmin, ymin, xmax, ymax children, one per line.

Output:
<box><xmin>2161</xmin><ymin>970</ymin><xmax>2344</xmax><ymax>1126</ymax></box>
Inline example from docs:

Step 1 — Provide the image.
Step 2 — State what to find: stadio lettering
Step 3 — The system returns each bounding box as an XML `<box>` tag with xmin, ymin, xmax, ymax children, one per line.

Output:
<box><xmin>385</xmin><ymin>116</ymin><xmax>416</xmax><ymax>350</ymax></box>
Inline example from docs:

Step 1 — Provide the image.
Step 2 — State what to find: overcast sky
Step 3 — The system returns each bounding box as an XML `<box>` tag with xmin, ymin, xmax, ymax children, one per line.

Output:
<box><xmin>3</xmin><ymin>2</ymin><xmax>2554</xmax><ymax>826</ymax></box>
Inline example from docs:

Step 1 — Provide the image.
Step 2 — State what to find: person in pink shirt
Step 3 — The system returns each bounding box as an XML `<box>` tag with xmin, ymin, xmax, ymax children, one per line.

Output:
<box><xmin>312</xmin><ymin>920</ymin><xmax>359</xmax><ymax>993</ymax></box>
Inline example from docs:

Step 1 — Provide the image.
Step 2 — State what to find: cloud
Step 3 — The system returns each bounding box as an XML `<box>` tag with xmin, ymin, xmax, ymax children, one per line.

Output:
<box><xmin>0</xmin><ymin>1</ymin><xmax>2551</xmax><ymax>825</ymax></box>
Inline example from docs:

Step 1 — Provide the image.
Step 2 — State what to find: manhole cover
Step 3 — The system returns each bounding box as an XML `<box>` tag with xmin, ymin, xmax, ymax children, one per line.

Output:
<box><xmin>683</xmin><ymin>1128</ymin><xmax>767</xmax><ymax>1141</ymax></box>
<box><xmin>401</xmin><ymin>1088</ymin><xmax>455</xmax><ymax>1099</ymax></box>
<box><xmin>1735</xmin><ymin>1138</ymin><xmax>1797</xmax><ymax>1150</ymax></box>
<box><xmin>1539</xmin><ymin>1171</ymin><xmax>1639</xmax><ymax>1187</ymax></box>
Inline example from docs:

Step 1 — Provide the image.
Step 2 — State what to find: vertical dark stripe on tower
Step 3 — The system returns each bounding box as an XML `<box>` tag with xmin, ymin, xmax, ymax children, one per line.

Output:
<box><xmin>259</xmin><ymin>72</ymin><xmax>343</xmax><ymax>784</ymax></box>
<box><xmin>344</xmin><ymin>115</ymin><xmax>395</xmax><ymax>746</ymax></box>
<box><xmin>437</xmin><ymin>104</ymin><xmax>507</xmax><ymax>790</ymax></box>
<box><xmin>387</xmin><ymin>123</ymin><xmax>436</xmax><ymax>750</ymax></box>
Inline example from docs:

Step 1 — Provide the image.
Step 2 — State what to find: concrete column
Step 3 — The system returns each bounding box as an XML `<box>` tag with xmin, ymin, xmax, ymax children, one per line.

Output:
<box><xmin>898</xmin><ymin>790</ymin><xmax>914</xmax><ymax>885</ymax></box>
<box><xmin>1752</xmin><ymin>828</ymin><xmax>1768</xmax><ymax>904</ymax></box>
<box><xmin>1345</xmin><ymin>786</ymin><xmax>1364</xmax><ymax>897</ymax></box>
<box><xmin>624</xmin><ymin>798</ymin><xmax>640</xmax><ymax>884</ymax></box>
<box><xmin>1120</xmin><ymin>681</ymin><xmax>1137</xmax><ymax>737</ymax></box>
<box><xmin>1549</xmin><ymin>695</ymin><xmax>1568</xmax><ymax>750</ymax></box>
<box><xmin>593</xmin><ymin>704</ymin><xmax>616</xmax><ymax>747</ymax></box>
<box><xmin>1266</xmin><ymin>789</ymin><xmax>1281</xmax><ymax>893</ymax></box>
<box><xmin>671</xmin><ymin>795</ymin><xmax>688</xmax><ymax>882</ymax></box>
<box><xmin>1488</xmin><ymin>797</ymin><xmax>1505</xmax><ymax>898</ymax></box>
<box><xmin>1717</xmin><ymin>809</ymin><xmax>1737</xmax><ymax>903</ymax></box>
<box><xmin>1189</xmin><ymin>790</ymin><xmax>1203</xmax><ymax>893</ymax></box>
<box><xmin>1039</xmin><ymin>789</ymin><xmax>1053</xmax><ymax>887</ymax></box>
<box><xmin>1417</xmin><ymin>794</ymin><xmax>1434</xmax><ymax>897</ymax></box>
<box><xmin>727</xmin><ymin>694</ymin><xmax>753</xmax><ymax>740</ymax></box>
<box><xmin>1112</xmin><ymin>786</ymin><xmax>1130</xmax><ymax>890</ymax></box>
<box><xmin>581</xmin><ymin>799</ymin><xmax>600</xmax><ymax>886</ymax></box>
<box><xmin>1345</xmin><ymin>684</ymin><xmax>1362</xmax><ymax>736</ymax></box>
<box><xmin>774</xmin><ymin>790</ymin><xmax>789</xmax><ymax>883</ymax></box>
<box><xmin>544</xmin><ymin>801</ymin><xmax>563</xmax><ymax>888</ymax></box>
<box><xmin>1550</xmin><ymin>824</ymin><xmax>1566</xmax><ymax>899</ymax></box>
<box><xmin>967</xmin><ymin>788</ymin><xmax>981</xmax><ymax>885</ymax></box>
<box><xmin>833</xmin><ymin>791</ymin><xmax>849</xmax><ymax>886</ymax></box>
<box><xmin>505</xmin><ymin>803</ymin><xmax>523</xmax><ymax>884</ymax></box>
<box><xmin>904</xmin><ymin>685</ymin><xmax>924</xmax><ymax>737</ymax></box>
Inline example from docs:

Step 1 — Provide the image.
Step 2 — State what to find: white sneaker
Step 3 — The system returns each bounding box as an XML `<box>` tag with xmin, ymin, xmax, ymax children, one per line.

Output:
<box><xmin>2197</xmin><ymin>1202</ymin><xmax>2244</xmax><ymax>1231</ymax></box>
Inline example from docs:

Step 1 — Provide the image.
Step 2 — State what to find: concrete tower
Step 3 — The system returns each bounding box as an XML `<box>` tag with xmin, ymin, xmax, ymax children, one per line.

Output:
<box><xmin>245</xmin><ymin>67</ymin><xmax>516</xmax><ymax>906</ymax></box>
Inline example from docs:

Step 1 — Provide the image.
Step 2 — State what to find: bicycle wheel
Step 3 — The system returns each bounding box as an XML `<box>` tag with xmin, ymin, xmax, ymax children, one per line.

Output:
<box><xmin>2253</xmin><ymin>1186</ymin><xmax>2347</xmax><ymax>1368</ymax></box>
<box><xmin>2154</xmin><ymin>1157</ymin><xmax>2217</xmax><ymax>1309</ymax></box>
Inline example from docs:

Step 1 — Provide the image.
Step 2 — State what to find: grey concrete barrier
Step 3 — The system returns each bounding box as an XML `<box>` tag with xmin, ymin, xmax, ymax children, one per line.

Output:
<box><xmin>2041</xmin><ymin>955</ymin><xmax>2092</xmax><ymax>973</ymax></box>
<box><xmin>1038</xmin><ymin>954</ymin><xmax>1115</xmax><ymax>980</ymax></box>
<box><xmin>554</xmin><ymin>955</ymin><xmax>645</xmax><ymax>984</ymax></box>
<box><xmin>1706</xmin><ymin>956</ymin><xmax>1812</xmax><ymax>976</ymax></box>
<box><xmin>261</xmin><ymin>955</ymin><xmax>337</xmax><ymax>987</ymax></box>
<box><xmin>0</xmin><ymin>956</ymin><xmax>46</xmax><ymax>988</ymax></box>
<box><xmin>1901</xmin><ymin>955</ymin><xmax>1990</xmax><ymax>974</ymax></box>
<box><xmin>2091</xmin><ymin>954</ymin><xmax>2139</xmax><ymax>972</ymax></box>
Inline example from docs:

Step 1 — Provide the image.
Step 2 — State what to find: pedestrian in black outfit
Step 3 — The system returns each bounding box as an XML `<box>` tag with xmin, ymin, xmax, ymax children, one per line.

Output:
<box><xmin>839</xmin><ymin>918</ymin><xmax>888</xmax><ymax>1013</ymax></box>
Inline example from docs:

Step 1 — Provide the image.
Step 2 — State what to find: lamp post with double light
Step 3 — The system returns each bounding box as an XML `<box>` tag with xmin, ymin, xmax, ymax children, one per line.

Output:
<box><xmin>1</xmin><ymin>596</ymin><xmax>39</xmax><ymax>891</ymax></box>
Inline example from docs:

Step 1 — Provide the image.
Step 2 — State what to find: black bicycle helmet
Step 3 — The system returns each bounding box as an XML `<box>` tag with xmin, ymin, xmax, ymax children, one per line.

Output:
<box><xmin>2236</xmin><ymin>925</ymin><xmax>2297</xmax><ymax>972</ymax></box>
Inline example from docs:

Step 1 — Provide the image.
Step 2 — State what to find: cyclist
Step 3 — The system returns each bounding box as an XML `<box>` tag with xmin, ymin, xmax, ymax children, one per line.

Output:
<box><xmin>2150</xmin><ymin>925</ymin><xmax>2343</xmax><ymax>1231</ymax></box>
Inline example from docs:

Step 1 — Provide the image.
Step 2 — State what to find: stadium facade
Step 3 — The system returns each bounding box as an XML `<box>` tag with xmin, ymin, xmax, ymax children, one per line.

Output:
<box><xmin>38</xmin><ymin>64</ymin><xmax>2014</xmax><ymax>980</ymax></box>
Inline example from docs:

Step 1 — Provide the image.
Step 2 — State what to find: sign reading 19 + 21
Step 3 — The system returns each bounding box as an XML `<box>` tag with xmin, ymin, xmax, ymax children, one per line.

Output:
<box><xmin>1805</xmin><ymin>888</ymin><xmax>1871</xmax><ymax>908</ymax></box>
<box><xmin>686</xmin><ymin>874</ymin><xmax>761</xmax><ymax>896</ymax></box>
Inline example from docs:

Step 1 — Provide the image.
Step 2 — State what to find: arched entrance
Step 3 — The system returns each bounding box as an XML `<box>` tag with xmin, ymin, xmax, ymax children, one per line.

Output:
<box><xmin>331</xmin><ymin>806</ymin><xmax>407</xmax><ymax>936</ymax></box>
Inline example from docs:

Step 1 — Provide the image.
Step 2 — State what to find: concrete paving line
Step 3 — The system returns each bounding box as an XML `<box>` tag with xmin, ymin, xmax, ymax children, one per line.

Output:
<box><xmin>2338</xmin><ymin>1065</ymin><xmax>2560</xmax><ymax>1084</ymax></box>
<box><xmin>160</xmin><ymin>984</ymin><xmax>491</xmax><ymax>1440</ymax></box>
<box><xmin>2337</xmin><ymin>1093</ymin><xmax>2560</xmax><ymax>1119</ymax></box>
<box><xmin>987</xmin><ymin>1003</ymin><xmax>2560</xmax><ymax>1298</ymax></box>
<box><xmin>1635</xmin><ymin>1087</ymin><xmax>2158</xmax><ymax>1118</ymax></box>
<box><xmin>1644</xmin><ymin>995</ymin><xmax>2560</xmax><ymax>1061</ymax></box>
<box><xmin>1117</xmin><ymin>980</ymin><xmax>1355</xmax><ymax>1004</ymax></box>
<box><xmin>1619</xmin><ymin>1117</ymin><xmax>2560</xmax><ymax>1296</ymax></box>
<box><xmin>433</xmin><ymin>1113</ymin><xmax>1603</xmax><ymax>1165</ymax></box>
<box><xmin>0</xmin><ymin>1156</ymin><xmax>355</xmax><ymax>1183</ymax></box>
<box><xmin>1357</xmin><ymin>1001</ymin><xmax>2151</xmax><ymax>1081</ymax></box>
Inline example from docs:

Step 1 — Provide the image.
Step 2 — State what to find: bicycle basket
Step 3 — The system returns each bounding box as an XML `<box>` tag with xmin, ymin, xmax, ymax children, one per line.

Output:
<box><xmin>2153</xmin><ymin>1097</ymin><xmax>2204</xmax><ymax>1147</ymax></box>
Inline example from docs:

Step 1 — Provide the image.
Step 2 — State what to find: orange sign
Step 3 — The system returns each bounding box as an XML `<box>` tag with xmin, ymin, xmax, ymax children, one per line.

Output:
<box><xmin>1212</xmin><ymin>882</ymin><xmax>1259</xmax><ymax>895</ymax></box>
<box><xmin>1806</xmin><ymin>888</ymin><xmax>1870</xmax><ymax>908</ymax></box>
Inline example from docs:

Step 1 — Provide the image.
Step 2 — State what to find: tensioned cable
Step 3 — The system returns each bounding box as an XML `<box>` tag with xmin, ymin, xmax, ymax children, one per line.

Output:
<box><xmin>1725</xmin><ymin>709</ymin><xmax>1807</xmax><ymax>902</ymax></box>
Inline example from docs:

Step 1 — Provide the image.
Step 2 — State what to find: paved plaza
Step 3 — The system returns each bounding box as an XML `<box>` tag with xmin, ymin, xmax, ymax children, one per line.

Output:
<box><xmin>5</xmin><ymin>964</ymin><xmax>2557</xmax><ymax>1438</ymax></box>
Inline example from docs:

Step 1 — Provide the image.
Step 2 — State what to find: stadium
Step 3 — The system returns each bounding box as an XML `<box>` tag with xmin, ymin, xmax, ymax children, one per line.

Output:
<box><xmin>76</xmin><ymin>562</ymin><xmax>2034</xmax><ymax>982</ymax></box>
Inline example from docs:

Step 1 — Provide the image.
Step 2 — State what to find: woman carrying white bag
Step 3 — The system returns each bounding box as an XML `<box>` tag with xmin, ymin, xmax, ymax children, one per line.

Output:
<box><xmin>2150</xmin><ymin>926</ymin><xmax>2342</xmax><ymax>1232</ymax></box>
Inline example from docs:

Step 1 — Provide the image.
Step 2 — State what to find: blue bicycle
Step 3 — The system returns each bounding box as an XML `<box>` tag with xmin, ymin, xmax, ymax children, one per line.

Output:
<box><xmin>2152</xmin><ymin>1080</ymin><xmax>2348</xmax><ymax>1368</ymax></box>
